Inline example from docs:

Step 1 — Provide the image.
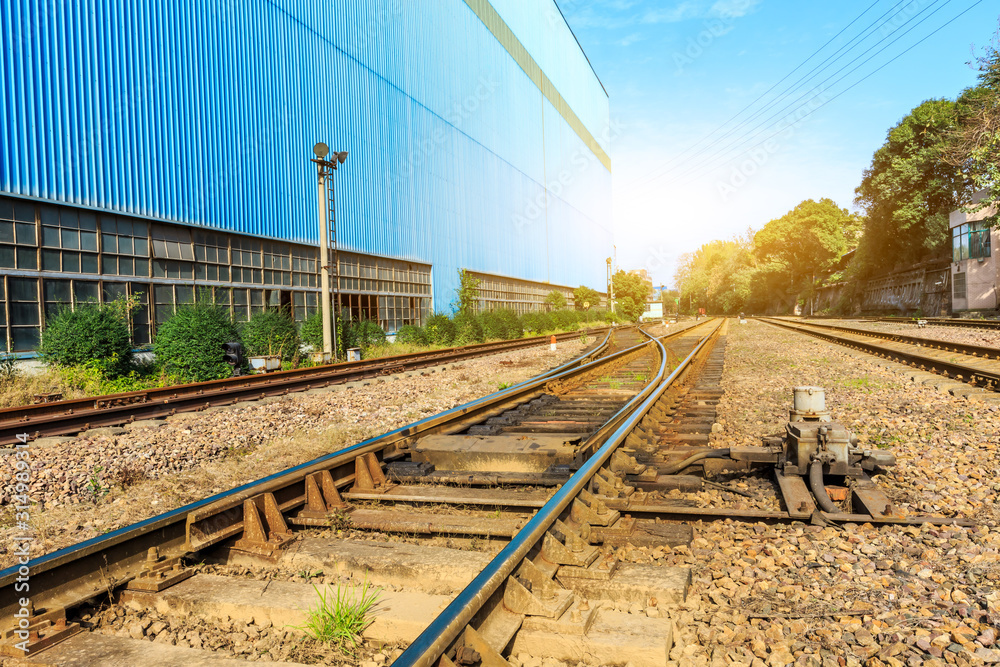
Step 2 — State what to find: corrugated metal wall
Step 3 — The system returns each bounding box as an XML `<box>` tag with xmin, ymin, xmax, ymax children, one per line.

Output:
<box><xmin>0</xmin><ymin>0</ymin><xmax>612</xmax><ymax>310</ymax></box>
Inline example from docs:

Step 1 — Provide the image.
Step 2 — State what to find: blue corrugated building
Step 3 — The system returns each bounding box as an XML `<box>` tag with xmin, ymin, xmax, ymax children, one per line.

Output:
<box><xmin>0</xmin><ymin>0</ymin><xmax>612</xmax><ymax>351</ymax></box>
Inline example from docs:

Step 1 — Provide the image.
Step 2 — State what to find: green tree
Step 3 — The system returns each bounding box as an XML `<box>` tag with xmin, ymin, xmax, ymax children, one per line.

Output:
<box><xmin>754</xmin><ymin>198</ymin><xmax>862</xmax><ymax>311</ymax></box>
<box><xmin>943</xmin><ymin>35</ymin><xmax>1000</xmax><ymax>221</ymax></box>
<box><xmin>611</xmin><ymin>271</ymin><xmax>651</xmax><ymax>321</ymax></box>
<box><xmin>854</xmin><ymin>99</ymin><xmax>968</xmax><ymax>275</ymax></box>
<box><xmin>454</xmin><ymin>269</ymin><xmax>481</xmax><ymax>316</ymax></box>
<box><xmin>543</xmin><ymin>290</ymin><xmax>566</xmax><ymax>310</ymax></box>
<box><xmin>572</xmin><ymin>285</ymin><xmax>600</xmax><ymax>310</ymax></box>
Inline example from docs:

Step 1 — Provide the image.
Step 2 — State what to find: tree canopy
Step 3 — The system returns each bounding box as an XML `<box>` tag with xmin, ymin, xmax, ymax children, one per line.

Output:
<box><xmin>611</xmin><ymin>270</ymin><xmax>651</xmax><ymax>321</ymax></box>
<box><xmin>572</xmin><ymin>285</ymin><xmax>601</xmax><ymax>310</ymax></box>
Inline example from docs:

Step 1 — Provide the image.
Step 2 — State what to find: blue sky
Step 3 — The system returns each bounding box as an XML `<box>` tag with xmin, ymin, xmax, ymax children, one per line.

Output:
<box><xmin>559</xmin><ymin>0</ymin><xmax>1000</xmax><ymax>289</ymax></box>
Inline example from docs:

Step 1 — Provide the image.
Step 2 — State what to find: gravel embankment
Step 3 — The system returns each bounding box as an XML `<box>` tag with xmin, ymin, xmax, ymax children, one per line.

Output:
<box><xmin>635</xmin><ymin>320</ymin><xmax>1000</xmax><ymax>666</ymax></box>
<box><xmin>0</xmin><ymin>339</ymin><xmax>590</xmax><ymax>568</ymax></box>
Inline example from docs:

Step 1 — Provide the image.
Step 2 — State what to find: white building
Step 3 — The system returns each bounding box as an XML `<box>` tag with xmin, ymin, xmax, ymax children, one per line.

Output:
<box><xmin>950</xmin><ymin>193</ymin><xmax>999</xmax><ymax>313</ymax></box>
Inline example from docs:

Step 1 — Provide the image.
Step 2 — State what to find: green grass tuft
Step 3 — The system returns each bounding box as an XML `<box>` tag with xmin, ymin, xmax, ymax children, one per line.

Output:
<box><xmin>294</xmin><ymin>579</ymin><xmax>382</xmax><ymax>654</ymax></box>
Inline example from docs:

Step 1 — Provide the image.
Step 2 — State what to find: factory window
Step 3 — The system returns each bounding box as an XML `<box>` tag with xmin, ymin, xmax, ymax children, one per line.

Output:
<box><xmin>9</xmin><ymin>277</ymin><xmax>40</xmax><ymax>352</ymax></box>
<box><xmin>471</xmin><ymin>273</ymin><xmax>574</xmax><ymax>315</ymax></box>
<box><xmin>194</xmin><ymin>230</ymin><xmax>230</xmax><ymax>282</ymax></box>
<box><xmin>0</xmin><ymin>198</ymin><xmax>38</xmax><ymax>270</ymax></box>
<box><xmin>292</xmin><ymin>247</ymin><xmax>318</xmax><ymax>288</ymax></box>
<box><xmin>231</xmin><ymin>288</ymin><xmax>265</xmax><ymax>322</ymax></box>
<box><xmin>102</xmin><ymin>216</ymin><xmax>150</xmax><ymax>277</ymax></box>
<box><xmin>0</xmin><ymin>279</ymin><xmax>6</xmax><ymax>352</ymax></box>
<box><xmin>953</xmin><ymin>222</ymin><xmax>992</xmax><ymax>262</ymax></box>
<box><xmin>151</xmin><ymin>224</ymin><xmax>194</xmax><ymax>261</ymax></box>
<box><xmin>153</xmin><ymin>285</ymin><xmax>175</xmax><ymax>325</ymax></box>
<box><xmin>153</xmin><ymin>259</ymin><xmax>194</xmax><ymax>280</ymax></box>
<box><xmin>74</xmin><ymin>281</ymin><xmax>99</xmax><ymax>304</ymax></box>
<box><xmin>293</xmin><ymin>291</ymin><xmax>318</xmax><ymax>322</ymax></box>
<box><xmin>43</xmin><ymin>279</ymin><xmax>72</xmax><ymax>319</ymax></box>
<box><xmin>127</xmin><ymin>284</ymin><xmax>151</xmax><ymax>346</ymax></box>
<box><xmin>953</xmin><ymin>272</ymin><xmax>967</xmax><ymax>300</ymax></box>
<box><xmin>40</xmin><ymin>206</ymin><xmax>98</xmax><ymax>274</ymax></box>
<box><xmin>232</xmin><ymin>237</ymin><xmax>262</xmax><ymax>284</ymax></box>
<box><xmin>263</xmin><ymin>241</ymin><xmax>292</xmax><ymax>287</ymax></box>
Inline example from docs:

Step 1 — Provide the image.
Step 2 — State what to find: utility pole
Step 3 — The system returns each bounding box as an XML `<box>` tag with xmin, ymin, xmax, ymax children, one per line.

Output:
<box><xmin>312</xmin><ymin>142</ymin><xmax>349</xmax><ymax>362</ymax></box>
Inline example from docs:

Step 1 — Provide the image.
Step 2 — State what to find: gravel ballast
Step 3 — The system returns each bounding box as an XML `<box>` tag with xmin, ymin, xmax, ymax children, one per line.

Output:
<box><xmin>0</xmin><ymin>340</ymin><xmax>590</xmax><ymax>568</ymax></box>
<box><xmin>645</xmin><ymin>319</ymin><xmax>1000</xmax><ymax>666</ymax></box>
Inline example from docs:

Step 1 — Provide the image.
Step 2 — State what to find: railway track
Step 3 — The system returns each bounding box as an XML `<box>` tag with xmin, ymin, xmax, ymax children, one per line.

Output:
<box><xmin>0</xmin><ymin>327</ymin><xmax>617</xmax><ymax>446</ymax></box>
<box><xmin>1</xmin><ymin>319</ymin><xmax>717</xmax><ymax>665</ymax></box>
<box><xmin>758</xmin><ymin>317</ymin><xmax>1000</xmax><ymax>394</ymax></box>
<box><xmin>3</xmin><ymin>314</ymin><xmax>970</xmax><ymax>666</ymax></box>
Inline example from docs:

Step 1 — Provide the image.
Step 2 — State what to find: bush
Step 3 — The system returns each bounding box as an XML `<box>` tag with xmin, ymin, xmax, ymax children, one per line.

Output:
<box><xmin>40</xmin><ymin>300</ymin><xmax>133</xmax><ymax>377</ymax></box>
<box><xmin>346</xmin><ymin>320</ymin><xmax>386</xmax><ymax>351</ymax></box>
<box><xmin>241</xmin><ymin>308</ymin><xmax>299</xmax><ymax>361</ymax></box>
<box><xmin>155</xmin><ymin>304</ymin><xmax>242</xmax><ymax>382</ymax></box>
<box><xmin>424</xmin><ymin>314</ymin><xmax>456</xmax><ymax>345</ymax></box>
<box><xmin>551</xmin><ymin>309</ymin><xmax>580</xmax><ymax>330</ymax></box>
<box><xmin>299</xmin><ymin>312</ymin><xmax>325</xmax><ymax>351</ymax></box>
<box><xmin>394</xmin><ymin>324</ymin><xmax>427</xmax><ymax>345</ymax></box>
<box><xmin>481</xmin><ymin>308</ymin><xmax>521</xmax><ymax>340</ymax></box>
<box><xmin>453</xmin><ymin>312</ymin><xmax>484</xmax><ymax>345</ymax></box>
<box><xmin>520</xmin><ymin>312</ymin><xmax>554</xmax><ymax>335</ymax></box>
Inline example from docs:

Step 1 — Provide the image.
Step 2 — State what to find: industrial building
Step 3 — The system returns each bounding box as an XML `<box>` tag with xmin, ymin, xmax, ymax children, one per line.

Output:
<box><xmin>0</xmin><ymin>1</ymin><xmax>613</xmax><ymax>353</ymax></box>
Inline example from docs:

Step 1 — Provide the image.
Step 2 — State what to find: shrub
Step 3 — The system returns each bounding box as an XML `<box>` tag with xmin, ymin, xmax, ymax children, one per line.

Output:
<box><xmin>520</xmin><ymin>312</ymin><xmax>554</xmax><ymax>335</ymax></box>
<box><xmin>300</xmin><ymin>312</ymin><xmax>325</xmax><ymax>351</ymax></box>
<box><xmin>453</xmin><ymin>312</ymin><xmax>484</xmax><ymax>345</ymax></box>
<box><xmin>346</xmin><ymin>320</ymin><xmax>386</xmax><ymax>351</ymax></box>
<box><xmin>481</xmin><ymin>308</ymin><xmax>521</xmax><ymax>340</ymax></box>
<box><xmin>241</xmin><ymin>308</ymin><xmax>299</xmax><ymax>361</ymax></box>
<box><xmin>394</xmin><ymin>324</ymin><xmax>427</xmax><ymax>346</ymax></box>
<box><xmin>424</xmin><ymin>314</ymin><xmax>456</xmax><ymax>345</ymax></box>
<box><xmin>155</xmin><ymin>304</ymin><xmax>242</xmax><ymax>382</ymax></box>
<box><xmin>40</xmin><ymin>300</ymin><xmax>133</xmax><ymax>377</ymax></box>
<box><xmin>551</xmin><ymin>309</ymin><xmax>580</xmax><ymax>330</ymax></box>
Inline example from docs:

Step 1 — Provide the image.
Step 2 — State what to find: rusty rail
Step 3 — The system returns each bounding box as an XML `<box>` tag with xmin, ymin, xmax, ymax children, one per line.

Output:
<box><xmin>0</xmin><ymin>327</ymin><xmax>614</xmax><ymax>445</ymax></box>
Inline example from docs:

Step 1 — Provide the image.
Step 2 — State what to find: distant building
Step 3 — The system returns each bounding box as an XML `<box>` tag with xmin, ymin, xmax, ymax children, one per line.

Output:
<box><xmin>950</xmin><ymin>193</ymin><xmax>998</xmax><ymax>313</ymax></box>
<box><xmin>640</xmin><ymin>301</ymin><xmax>663</xmax><ymax>321</ymax></box>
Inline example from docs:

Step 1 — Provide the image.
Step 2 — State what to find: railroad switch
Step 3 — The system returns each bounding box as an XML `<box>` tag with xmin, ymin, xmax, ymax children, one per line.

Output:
<box><xmin>685</xmin><ymin>386</ymin><xmax>898</xmax><ymax>517</ymax></box>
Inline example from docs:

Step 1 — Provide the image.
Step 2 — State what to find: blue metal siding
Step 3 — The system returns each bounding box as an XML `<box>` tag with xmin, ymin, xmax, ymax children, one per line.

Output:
<box><xmin>0</xmin><ymin>0</ymin><xmax>611</xmax><ymax>310</ymax></box>
<box><xmin>487</xmin><ymin>0</ymin><xmax>611</xmax><ymax>154</ymax></box>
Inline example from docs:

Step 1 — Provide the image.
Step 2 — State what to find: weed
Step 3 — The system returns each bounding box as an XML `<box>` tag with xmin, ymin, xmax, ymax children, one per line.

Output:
<box><xmin>112</xmin><ymin>462</ymin><xmax>148</xmax><ymax>489</ymax></box>
<box><xmin>87</xmin><ymin>466</ymin><xmax>107</xmax><ymax>502</ymax></box>
<box><xmin>609</xmin><ymin>380</ymin><xmax>622</xmax><ymax>390</ymax></box>
<box><xmin>326</xmin><ymin>508</ymin><xmax>352</xmax><ymax>532</ymax></box>
<box><xmin>0</xmin><ymin>355</ymin><xmax>19</xmax><ymax>387</ymax></box>
<box><xmin>293</xmin><ymin>579</ymin><xmax>381</xmax><ymax>653</ymax></box>
<box><xmin>298</xmin><ymin>569</ymin><xmax>324</xmax><ymax>581</ymax></box>
<box><xmin>497</xmin><ymin>381</ymin><xmax>511</xmax><ymax>391</ymax></box>
<box><xmin>579</xmin><ymin>331</ymin><xmax>588</xmax><ymax>345</ymax></box>
<box><xmin>633</xmin><ymin>373</ymin><xmax>647</xmax><ymax>382</ymax></box>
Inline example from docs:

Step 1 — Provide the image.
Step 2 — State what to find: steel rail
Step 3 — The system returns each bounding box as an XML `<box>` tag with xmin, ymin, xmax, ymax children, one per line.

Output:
<box><xmin>793</xmin><ymin>319</ymin><xmax>1000</xmax><ymax>359</ymax></box>
<box><xmin>0</xmin><ymin>327</ymin><xmax>615</xmax><ymax>445</ymax></box>
<box><xmin>758</xmin><ymin>318</ymin><xmax>1000</xmax><ymax>388</ymax></box>
<box><xmin>393</xmin><ymin>320</ymin><xmax>724</xmax><ymax>667</ymax></box>
<box><xmin>0</xmin><ymin>323</ymin><xmax>689</xmax><ymax>633</ymax></box>
<box><xmin>877</xmin><ymin>316</ymin><xmax>1000</xmax><ymax>330</ymax></box>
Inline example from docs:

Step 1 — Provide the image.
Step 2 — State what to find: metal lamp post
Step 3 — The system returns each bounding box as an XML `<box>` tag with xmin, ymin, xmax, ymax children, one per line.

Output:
<box><xmin>312</xmin><ymin>142</ymin><xmax>349</xmax><ymax>362</ymax></box>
